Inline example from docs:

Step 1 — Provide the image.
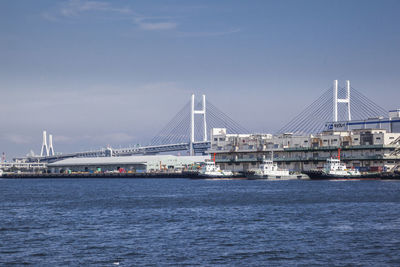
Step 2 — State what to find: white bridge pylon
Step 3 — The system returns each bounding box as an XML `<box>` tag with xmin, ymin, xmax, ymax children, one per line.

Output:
<box><xmin>40</xmin><ymin>130</ymin><xmax>49</xmax><ymax>157</ymax></box>
<box><xmin>40</xmin><ymin>130</ymin><xmax>55</xmax><ymax>157</ymax></box>
<box><xmin>190</xmin><ymin>94</ymin><xmax>207</xmax><ymax>156</ymax></box>
<box><xmin>333</xmin><ymin>80</ymin><xmax>351</xmax><ymax>122</ymax></box>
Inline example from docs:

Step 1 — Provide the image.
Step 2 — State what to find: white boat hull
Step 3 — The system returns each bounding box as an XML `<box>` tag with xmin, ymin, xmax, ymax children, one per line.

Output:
<box><xmin>247</xmin><ymin>173</ymin><xmax>305</xmax><ymax>180</ymax></box>
<box><xmin>198</xmin><ymin>172</ymin><xmax>233</xmax><ymax>178</ymax></box>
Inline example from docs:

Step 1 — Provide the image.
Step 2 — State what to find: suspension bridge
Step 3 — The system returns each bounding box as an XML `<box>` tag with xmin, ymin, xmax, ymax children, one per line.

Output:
<box><xmin>31</xmin><ymin>94</ymin><xmax>248</xmax><ymax>162</ymax></box>
<box><xmin>28</xmin><ymin>80</ymin><xmax>390</xmax><ymax>163</ymax></box>
<box><xmin>278</xmin><ymin>80</ymin><xmax>388</xmax><ymax>134</ymax></box>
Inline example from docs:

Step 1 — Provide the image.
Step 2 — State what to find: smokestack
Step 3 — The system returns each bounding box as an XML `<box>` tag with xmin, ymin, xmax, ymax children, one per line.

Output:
<box><xmin>40</xmin><ymin>130</ymin><xmax>49</xmax><ymax>157</ymax></box>
<box><xmin>48</xmin><ymin>134</ymin><xmax>55</xmax><ymax>156</ymax></box>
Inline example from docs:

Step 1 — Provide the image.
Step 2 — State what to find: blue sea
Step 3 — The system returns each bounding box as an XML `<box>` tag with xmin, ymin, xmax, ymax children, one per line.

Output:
<box><xmin>1</xmin><ymin>178</ymin><xmax>400</xmax><ymax>266</ymax></box>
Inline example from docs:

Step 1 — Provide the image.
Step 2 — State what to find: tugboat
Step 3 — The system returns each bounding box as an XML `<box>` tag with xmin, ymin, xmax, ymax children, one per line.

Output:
<box><xmin>303</xmin><ymin>149</ymin><xmax>378</xmax><ymax>180</ymax></box>
<box><xmin>245</xmin><ymin>152</ymin><xmax>304</xmax><ymax>180</ymax></box>
<box><xmin>198</xmin><ymin>161</ymin><xmax>234</xmax><ymax>178</ymax></box>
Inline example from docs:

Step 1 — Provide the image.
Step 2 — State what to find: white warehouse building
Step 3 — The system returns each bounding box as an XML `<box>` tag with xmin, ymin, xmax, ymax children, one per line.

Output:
<box><xmin>48</xmin><ymin>155</ymin><xmax>208</xmax><ymax>173</ymax></box>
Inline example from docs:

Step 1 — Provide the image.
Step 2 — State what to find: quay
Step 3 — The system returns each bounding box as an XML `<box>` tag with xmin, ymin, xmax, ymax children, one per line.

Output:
<box><xmin>2</xmin><ymin>171</ymin><xmax>200</xmax><ymax>179</ymax></box>
<box><xmin>3</xmin><ymin>171</ymin><xmax>399</xmax><ymax>180</ymax></box>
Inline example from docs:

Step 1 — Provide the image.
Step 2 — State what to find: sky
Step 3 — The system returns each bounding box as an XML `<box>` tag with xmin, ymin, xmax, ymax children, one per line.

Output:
<box><xmin>1</xmin><ymin>0</ymin><xmax>400</xmax><ymax>159</ymax></box>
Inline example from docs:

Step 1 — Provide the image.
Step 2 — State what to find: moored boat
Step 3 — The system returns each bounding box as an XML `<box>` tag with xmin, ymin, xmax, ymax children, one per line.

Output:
<box><xmin>198</xmin><ymin>161</ymin><xmax>234</xmax><ymax>178</ymax></box>
<box><xmin>303</xmin><ymin>158</ymin><xmax>379</xmax><ymax>180</ymax></box>
<box><xmin>245</xmin><ymin>159</ymin><xmax>305</xmax><ymax>180</ymax></box>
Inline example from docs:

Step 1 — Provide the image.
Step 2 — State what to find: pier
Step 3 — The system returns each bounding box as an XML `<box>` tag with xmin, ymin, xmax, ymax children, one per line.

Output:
<box><xmin>2</xmin><ymin>172</ymin><xmax>200</xmax><ymax>179</ymax></box>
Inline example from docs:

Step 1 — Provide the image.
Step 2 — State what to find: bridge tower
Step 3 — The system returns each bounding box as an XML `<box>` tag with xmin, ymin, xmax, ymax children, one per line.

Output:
<box><xmin>333</xmin><ymin>80</ymin><xmax>351</xmax><ymax>122</ymax></box>
<box><xmin>190</xmin><ymin>94</ymin><xmax>207</xmax><ymax>155</ymax></box>
<box><xmin>40</xmin><ymin>130</ymin><xmax>49</xmax><ymax>157</ymax></box>
<box><xmin>48</xmin><ymin>134</ymin><xmax>55</xmax><ymax>156</ymax></box>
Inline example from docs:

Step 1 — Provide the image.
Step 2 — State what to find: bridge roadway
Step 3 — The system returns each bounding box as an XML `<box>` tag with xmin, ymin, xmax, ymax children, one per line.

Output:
<box><xmin>26</xmin><ymin>141</ymin><xmax>211</xmax><ymax>163</ymax></box>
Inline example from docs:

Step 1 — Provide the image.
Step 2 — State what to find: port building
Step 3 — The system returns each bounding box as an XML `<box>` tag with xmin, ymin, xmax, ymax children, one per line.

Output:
<box><xmin>48</xmin><ymin>155</ymin><xmax>208</xmax><ymax>173</ymax></box>
<box><xmin>208</xmin><ymin>110</ymin><xmax>400</xmax><ymax>173</ymax></box>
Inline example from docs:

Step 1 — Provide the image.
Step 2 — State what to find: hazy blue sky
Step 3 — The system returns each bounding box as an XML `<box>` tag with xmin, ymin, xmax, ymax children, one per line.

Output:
<box><xmin>1</xmin><ymin>0</ymin><xmax>399</xmax><ymax>158</ymax></box>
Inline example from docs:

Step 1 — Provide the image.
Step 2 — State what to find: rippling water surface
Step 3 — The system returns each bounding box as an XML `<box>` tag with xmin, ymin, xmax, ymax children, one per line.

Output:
<box><xmin>1</xmin><ymin>178</ymin><xmax>400</xmax><ymax>266</ymax></box>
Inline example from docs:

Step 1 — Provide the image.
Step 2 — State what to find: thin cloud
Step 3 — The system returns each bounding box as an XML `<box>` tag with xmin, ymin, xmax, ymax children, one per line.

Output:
<box><xmin>1</xmin><ymin>134</ymin><xmax>33</xmax><ymax>145</ymax></box>
<box><xmin>138</xmin><ymin>21</ymin><xmax>177</xmax><ymax>31</ymax></box>
<box><xmin>53</xmin><ymin>135</ymin><xmax>74</xmax><ymax>144</ymax></box>
<box><xmin>43</xmin><ymin>1</ymin><xmax>238</xmax><ymax>35</ymax></box>
<box><xmin>76</xmin><ymin>133</ymin><xmax>137</xmax><ymax>145</ymax></box>
<box><xmin>133</xmin><ymin>16</ymin><xmax>178</xmax><ymax>31</ymax></box>
<box><xmin>59</xmin><ymin>0</ymin><xmax>132</xmax><ymax>17</ymax></box>
<box><xmin>48</xmin><ymin>133</ymin><xmax>136</xmax><ymax>146</ymax></box>
<box><xmin>178</xmin><ymin>28</ymin><xmax>241</xmax><ymax>37</ymax></box>
<box><xmin>43</xmin><ymin>0</ymin><xmax>178</xmax><ymax>32</ymax></box>
<box><xmin>41</xmin><ymin>12</ymin><xmax>59</xmax><ymax>22</ymax></box>
<box><xmin>93</xmin><ymin>133</ymin><xmax>137</xmax><ymax>144</ymax></box>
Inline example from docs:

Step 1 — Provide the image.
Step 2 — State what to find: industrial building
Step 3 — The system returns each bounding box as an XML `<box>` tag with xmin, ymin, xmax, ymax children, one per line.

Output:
<box><xmin>48</xmin><ymin>155</ymin><xmax>208</xmax><ymax>173</ymax></box>
<box><xmin>208</xmin><ymin>120</ymin><xmax>400</xmax><ymax>173</ymax></box>
<box><xmin>208</xmin><ymin>84</ymin><xmax>400</xmax><ymax>173</ymax></box>
<box><xmin>0</xmin><ymin>162</ymin><xmax>47</xmax><ymax>172</ymax></box>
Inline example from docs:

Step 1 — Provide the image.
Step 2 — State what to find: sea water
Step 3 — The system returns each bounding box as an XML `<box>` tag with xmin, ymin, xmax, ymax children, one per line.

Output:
<box><xmin>1</xmin><ymin>179</ymin><xmax>399</xmax><ymax>265</ymax></box>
